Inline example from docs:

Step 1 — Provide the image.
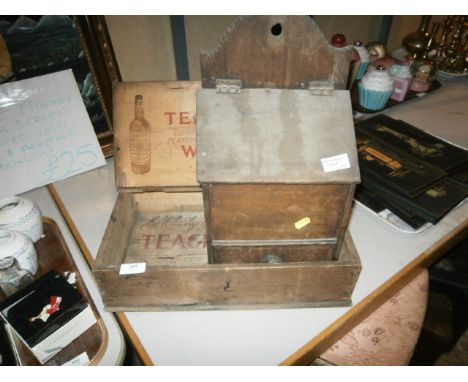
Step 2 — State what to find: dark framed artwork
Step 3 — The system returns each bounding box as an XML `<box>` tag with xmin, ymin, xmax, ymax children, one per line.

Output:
<box><xmin>0</xmin><ymin>15</ymin><xmax>120</xmax><ymax>157</ymax></box>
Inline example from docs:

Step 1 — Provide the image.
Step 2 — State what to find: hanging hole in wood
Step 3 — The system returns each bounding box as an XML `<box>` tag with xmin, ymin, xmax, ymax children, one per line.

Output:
<box><xmin>271</xmin><ymin>23</ymin><xmax>282</xmax><ymax>36</ymax></box>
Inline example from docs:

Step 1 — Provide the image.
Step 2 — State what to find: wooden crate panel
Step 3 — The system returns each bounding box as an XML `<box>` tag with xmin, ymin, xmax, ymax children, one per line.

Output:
<box><xmin>126</xmin><ymin>211</ymin><xmax>207</xmax><ymax>267</ymax></box>
<box><xmin>94</xmin><ymin>231</ymin><xmax>360</xmax><ymax>311</ymax></box>
<box><xmin>95</xmin><ymin>192</ymin><xmax>206</xmax><ymax>269</ymax></box>
<box><xmin>208</xmin><ymin>184</ymin><xmax>351</xmax><ymax>240</ymax></box>
<box><xmin>113</xmin><ymin>81</ymin><xmax>201</xmax><ymax>191</ymax></box>
<box><xmin>212</xmin><ymin>244</ymin><xmax>335</xmax><ymax>264</ymax></box>
<box><xmin>200</xmin><ymin>16</ymin><xmax>352</xmax><ymax>90</ymax></box>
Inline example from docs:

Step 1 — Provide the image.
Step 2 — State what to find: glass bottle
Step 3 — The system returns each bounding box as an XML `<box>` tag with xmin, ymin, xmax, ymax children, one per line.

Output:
<box><xmin>0</xmin><ymin>256</ymin><xmax>34</xmax><ymax>297</ymax></box>
<box><xmin>331</xmin><ymin>33</ymin><xmax>346</xmax><ymax>48</ymax></box>
<box><xmin>402</xmin><ymin>15</ymin><xmax>432</xmax><ymax>59</ymax></box>
<box><xmin>129</xmin><ymin>95</ymin><xmax>151</xmax><ymax>174</ymax></box>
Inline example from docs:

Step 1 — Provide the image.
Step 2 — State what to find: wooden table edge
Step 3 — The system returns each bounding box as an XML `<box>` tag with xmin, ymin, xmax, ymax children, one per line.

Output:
<box><xmin>47</xmin><ymin>183</ymin><xmax>467</xmax><ymax>367</ymax></box>
<box><xmin>280</xmin><ymin>218</ymin><xmax>468</xmax><ymax>365</ymax></box>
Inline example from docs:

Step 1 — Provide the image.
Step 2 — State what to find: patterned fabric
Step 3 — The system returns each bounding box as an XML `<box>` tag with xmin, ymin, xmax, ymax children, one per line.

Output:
<box><xmin>318</xmin><ymin>270</ymin><xmax>429</xmax><ymax>366</ymax></box>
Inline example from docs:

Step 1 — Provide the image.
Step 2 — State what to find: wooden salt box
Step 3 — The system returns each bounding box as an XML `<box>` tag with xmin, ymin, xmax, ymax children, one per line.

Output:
<box><xmin>93</xmin><ymin>16</ymin><xmax>362</xmax><ymax>311</ymax></box>
<box><xmin>197</xmin><ymin>87</ymin><xmax>360</xmax><ymax>264</ymax></box>
<box><xmin>197</xmin><ymin>16</ymin><xmax>361</xmax><ymax>266</ymax></box>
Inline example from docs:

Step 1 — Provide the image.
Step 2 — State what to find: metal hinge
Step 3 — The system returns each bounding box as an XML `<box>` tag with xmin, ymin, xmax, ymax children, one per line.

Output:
<box><xmin>308</xmin><ymin>81</ymin><xmax>335</xmax><ymax>95</ymax></box>
<box><xmin>216</xmin><ymin>79</ymin><xmax>242</xmax><ymax>94</ymax></box>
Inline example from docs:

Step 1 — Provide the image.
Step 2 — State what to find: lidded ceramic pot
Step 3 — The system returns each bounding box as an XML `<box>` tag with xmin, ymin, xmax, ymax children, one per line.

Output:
<box><xmin>0</xmin><ymin>229</ymin><xmax>38</xmax><ymax>275</ymax></box>
<box><xmin>0</xmin><ymin>197</ymin><xmax>43</xmax><ymax>242</ymax></box>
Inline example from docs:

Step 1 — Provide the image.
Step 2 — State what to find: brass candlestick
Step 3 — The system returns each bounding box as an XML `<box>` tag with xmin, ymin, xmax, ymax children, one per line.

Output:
<box><xmin>433</xmin><ymin>16</ymin><xmax>467</xmax><ymax>73</ymax></box>
<box><xmin>402</xmin><ymin>15</ymin><xmax>432</xmax><ymax>59</ymax></box>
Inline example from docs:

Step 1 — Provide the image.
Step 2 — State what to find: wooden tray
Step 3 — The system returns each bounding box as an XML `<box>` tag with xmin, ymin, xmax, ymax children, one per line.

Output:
<box><xmin>94</xmin><ymin>192</ymin><xmax>361</xmax><ymax>311</ymax></box>
<box><xmin>351</xmin><ymin>79</ymin><xmax>441</xmax><ymax>114</ymax></box>
<box><xmin>1</xmin><ymin>217</ymin><xmax>107</xmax><ymax>366</ymax></box>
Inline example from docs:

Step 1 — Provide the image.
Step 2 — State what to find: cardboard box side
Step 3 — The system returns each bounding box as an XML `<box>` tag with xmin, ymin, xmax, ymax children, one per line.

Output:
<box><xmin>31</xmin><ymin>305</ymin><xmax>96</xmax><ymax>364</ymax></box>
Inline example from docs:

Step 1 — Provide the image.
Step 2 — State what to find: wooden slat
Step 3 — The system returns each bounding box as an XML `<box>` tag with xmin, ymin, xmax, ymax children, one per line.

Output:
<box><xmin>213</xmin><ymin>244</ymin><xmax>335</xmax><ymax>264</ymax></box>
<box><xmin>208</xmin><ymin>184</ymin><xmax>349</xmax><ymax>241</ymax></box>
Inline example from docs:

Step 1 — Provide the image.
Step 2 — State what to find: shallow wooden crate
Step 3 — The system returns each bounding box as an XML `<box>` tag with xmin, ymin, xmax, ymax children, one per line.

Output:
<box><xmin>93</xmin><ymin>192</ymin><xmax>361</xmax><ymax>311</ymax></box>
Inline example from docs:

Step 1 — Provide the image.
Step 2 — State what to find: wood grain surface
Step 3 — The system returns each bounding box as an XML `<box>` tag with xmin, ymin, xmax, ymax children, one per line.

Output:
<box><xmin>94</xmin><ymin>193</ymin><xmax>361</xmax><ymax>312</ymax></box>
<box><xmin>200</xmin><ymin>16</ymin><xmax>353</xmax><ymax>90</ymax></box>
<box><xmin>113</xmin><ymin>81</ymin><xmax>201</xmax><ymax>191</ymax></box>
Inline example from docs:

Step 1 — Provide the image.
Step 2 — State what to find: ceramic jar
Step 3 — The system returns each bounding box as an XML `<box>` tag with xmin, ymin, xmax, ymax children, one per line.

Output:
<box><xmin>0</xmin><ymin>229</ymin><xmax>38</xmax><ymax>275</ymax></box>
<box><xmin>0</xmin><ymin>197</ymin><xmax>43</xmax><ymax>242</ymax></box>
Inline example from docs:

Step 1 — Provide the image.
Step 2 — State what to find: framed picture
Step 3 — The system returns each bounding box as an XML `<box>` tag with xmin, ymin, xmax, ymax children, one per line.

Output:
<box><xmin>0</xmin><ymin>15</ymin><xmax>120</xmax><ymax>157</ymax></box>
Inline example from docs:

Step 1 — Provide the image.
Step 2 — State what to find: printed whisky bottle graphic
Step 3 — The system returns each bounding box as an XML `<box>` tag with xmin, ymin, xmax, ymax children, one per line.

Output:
<box><xmin>129</xmin><ymin>95</ymin><xmax>151</xmax><ymax>174</ymax></box>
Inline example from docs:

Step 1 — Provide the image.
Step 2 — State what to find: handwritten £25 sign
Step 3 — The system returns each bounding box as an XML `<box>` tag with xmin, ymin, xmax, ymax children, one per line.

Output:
<box><xmin>0</xmin><ymin>70</ymin><xmax>106</xmax><ymax>198</ymax></box>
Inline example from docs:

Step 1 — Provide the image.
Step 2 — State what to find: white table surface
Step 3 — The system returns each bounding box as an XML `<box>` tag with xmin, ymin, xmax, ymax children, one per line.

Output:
<box><xmin>19</xmin><ymin>186</ymin><xmax>126</xmax><ymax>366</ymax></box>
<box><xmin>50</xmin><ymin>75</ymin><xmax>468</xmax><ymax>365</ymax></box>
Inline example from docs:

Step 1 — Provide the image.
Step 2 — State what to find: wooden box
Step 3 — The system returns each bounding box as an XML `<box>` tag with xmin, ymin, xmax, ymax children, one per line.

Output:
<box><xmin>93</xmin><ymin>16</ymin><xmax>362</xmax><ymax>311</ymax></box>
<box><xmin>197</xmin><ymin>87</ymin><xmax>360</xmax><ymax>264</ymax></box>
<box><xmin>94</xmin><ymin>84</ymin><xmax>362</xmax><ymax>310</ymax></box>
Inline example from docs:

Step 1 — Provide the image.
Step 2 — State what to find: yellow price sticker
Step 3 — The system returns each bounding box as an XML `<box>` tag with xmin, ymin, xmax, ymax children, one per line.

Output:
<box><xmin>294</xmin><ymin>217</ymin><xmax>311</xmax><ymax>230</ymax></box>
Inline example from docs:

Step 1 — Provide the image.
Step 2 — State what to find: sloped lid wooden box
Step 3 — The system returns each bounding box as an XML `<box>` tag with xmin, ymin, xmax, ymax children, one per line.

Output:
<box><xmin>93</xmin><ymin>16</ymin><xmax>362</xmax><ymax>311</ymax></box>
<box><xmin>197</xmin><ymin>86</ymin><xmax>360</xmax><ymax>265</ymax></box>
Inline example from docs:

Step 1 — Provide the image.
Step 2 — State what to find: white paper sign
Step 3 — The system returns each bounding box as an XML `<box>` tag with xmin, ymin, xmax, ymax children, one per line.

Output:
<box><xmin>0</xmin><ymin>70</ymin><xmax>106</xmax><ymax>199</ymax></box>
<box><xmin>62</xmin><ymin>352</ymin><xmax>90</xmax><ymax>366</ymax></box>
<box><xmin>119</xmin><ymin>262</ymin><xmax>146</xmax><ymax>275</ymax></box>
<box><xmin>321</xmin><ymin>153</ymin><xmax>351</xmax><ymax>173</ymax></box>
